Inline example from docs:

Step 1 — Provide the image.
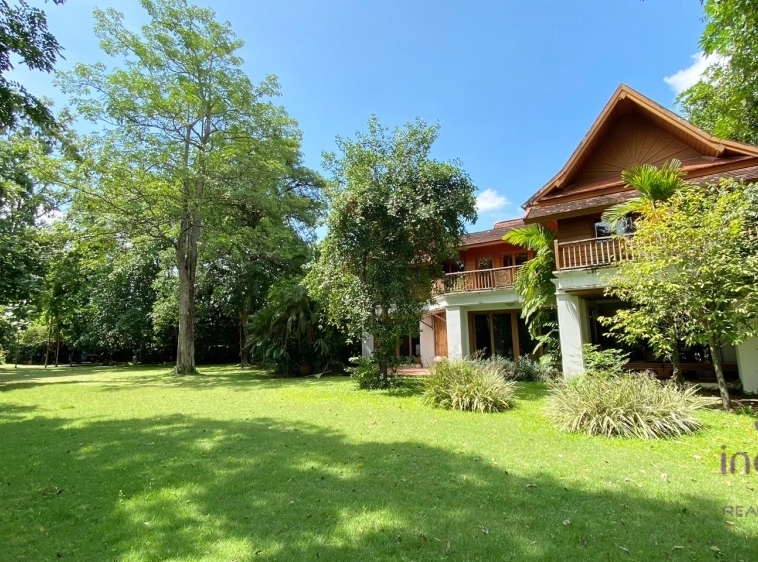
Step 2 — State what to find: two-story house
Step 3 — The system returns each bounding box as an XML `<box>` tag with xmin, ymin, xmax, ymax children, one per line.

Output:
<box><xmin>415</xmin><ymin>84</ymin><xmax>758</xmax><ymax>393</ymax></box>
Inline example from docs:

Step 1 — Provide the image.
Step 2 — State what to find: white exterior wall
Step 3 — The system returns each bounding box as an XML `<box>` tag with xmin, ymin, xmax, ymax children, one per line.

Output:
<box><xmin>737</xmin><ymin>337</ymin><xmax>758</xmax><ymax>394</ymax></box>
<box><xmin>419</xmin><ymin>316</ymin><xmax>436</xmax><ymax>367</ymax></box>
<box><xmin>556</xmin><ymin>291</ymin><xmax>587</xmax><ymax>377</ymax></box>
<box><xmin>445</xmin><ymin>306</ymin><xmax>469</xmax><ymax>359</ymax></box>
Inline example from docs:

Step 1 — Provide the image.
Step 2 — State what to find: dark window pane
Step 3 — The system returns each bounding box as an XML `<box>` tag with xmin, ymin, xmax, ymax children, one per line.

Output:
<box><xmin>474</xmin><ymin>315</ymin><xmax>491</xmax><ymax>358</ymax></box>
<box><xmin>515</xmin><ymin>253</ymin><xmax>529</xmax><ymax>265</ymax></box>
<box><xmin>478</xmin><ymin>257</ymin><xmax>493</xmax><ymax>270</ymax></box>
<box><xmin>516</xmin><ymin>315</ymin><xmax>536</xmax><ymax>358</ymax></box>
<box><xmin>411</xmin><ymin>334</ymin><xmax>420</xmax><ymax>357</ymax></box>
<box><xmin>594</xmin><ymin>221</ymin><xmax>612</xmax><ymax>238</ymax></box>
<box><xmin>492</xmin><ymin>313</ymin><xmax>514</xmax><ymax>358</ymax></box>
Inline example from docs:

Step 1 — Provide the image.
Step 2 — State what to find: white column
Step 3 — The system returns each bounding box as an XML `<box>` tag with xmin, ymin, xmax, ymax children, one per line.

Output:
<box><xmin>361</xmin><ymin>334</ymin><xmax>374</xmax><ymax>357</ymax></box>
<box><xmin>736</xmin><ymin>337</ymin><xmax>758</xmax><ymax>394</ymax></box>
<box><xmin>556</xmin><ymin>291</ymin><xmax>587</xmax><ymax>377</ymax></box>
<box><xmin>419</xmin><ymin>317</ymin><xmax>435</xmax><ymax>367</ymax></box>
<box><xmin>446</xmin><ymin>306</ymin><xmax>469</xmax><ymax>359</ymax></box>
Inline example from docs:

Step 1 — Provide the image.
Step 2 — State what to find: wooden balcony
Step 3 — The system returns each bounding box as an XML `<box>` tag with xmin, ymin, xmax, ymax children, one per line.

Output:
<box><xmin>436</xmin><ymin>266</ymin><xmax>521</xmax><ymax>294</ymax></box>
<box><xmin>554</xmin><ymin>235</ymin><xmax>634</xmax><ymax>271</ymax></box>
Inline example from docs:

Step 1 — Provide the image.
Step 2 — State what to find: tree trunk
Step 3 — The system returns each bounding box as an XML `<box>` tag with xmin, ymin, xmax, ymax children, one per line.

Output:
<box><xmin>375</xmin><ymin>306</ymin><xmax>390</xmax><ymax>377</ymax></box>
<box><xmin>54</xmin><ymin>331</ymin><xmax>61</xmax><ymax>367</ymax></box>
<box><xmin>239</xmin><ymin>310</ymin><xmax>249</xmax><ymax>367</ymax></box>
<box><xmin>44</xmin><ymin>314</ymin><xmax>53</xmax><ymax>368</ymax></box>
<box><xmin>671</xmin><ymin>339</ymin><xmax>683</xmax><ymax>387</ymax></box>
<box><xmin>707</xmin><ymin>334</ymin><xmax>732</xmax><ymax>410</ymax></box>
<box><xmin>173</xmin><ymin>113</ymin><xmax>210</xmax><ymax>375</ymax></box>
<box><xmin>175</xmin><ymin>228</ymin><xmax>198</xmax><ymax>375</ymax></box>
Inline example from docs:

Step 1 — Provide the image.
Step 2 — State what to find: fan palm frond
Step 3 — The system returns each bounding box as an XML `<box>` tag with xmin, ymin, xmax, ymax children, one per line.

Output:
<box><xmin>620</xmin><ymin>158</ymin><xmax>686</xmax><ymax>202</ymax></box>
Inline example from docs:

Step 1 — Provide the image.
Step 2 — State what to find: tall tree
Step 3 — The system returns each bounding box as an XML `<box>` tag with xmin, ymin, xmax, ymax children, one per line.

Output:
<box><xmin>601</xmin><ymin>159</ymin><xmax>689</xmax><ymax>385</ymax></box>
<box><xmin>61</xmin><ymin>0</ymin><xmax>321</xmax><ymax>374</ymax></box>
<box><xmin>0</xmin><ymin>0</ymin><xmax>64</xmax><ymax>130</ymax></box>
<box><xmin>306</xmin><ymin>117</ymin><xmax>477</xmax><ymax>377</ymax></box>
<box><xmin>607</xmin><ymin>181</ymin><xmax>758</xmax><ymax>409</ymax></box>
<box><xmin>678</xmin><ymin>0</ymin><xmax>758</xmax><ymax>144</ymax></box>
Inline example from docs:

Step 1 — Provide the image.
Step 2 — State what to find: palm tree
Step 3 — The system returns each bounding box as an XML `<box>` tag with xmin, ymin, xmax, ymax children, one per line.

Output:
<box><xmin>502</xmin><ymin>223</ymin><xmax>558</xmax><ymax>361</ymax></box>
<box><xmin>601</xmin><ymin>158</ymin><xmax>689</xmax><ymax>385</ymax></box>
<box><xmin>601</xmin><ymin>159</ymin><xmax>686</xmax><ymax>229</ymax></box>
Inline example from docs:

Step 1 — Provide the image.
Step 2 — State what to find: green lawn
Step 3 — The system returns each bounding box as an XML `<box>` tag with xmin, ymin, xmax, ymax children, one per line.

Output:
<box><xmin>1</xmin><ymin>365</ymin><xmax>757</xmax><ymax>561</ymax></box>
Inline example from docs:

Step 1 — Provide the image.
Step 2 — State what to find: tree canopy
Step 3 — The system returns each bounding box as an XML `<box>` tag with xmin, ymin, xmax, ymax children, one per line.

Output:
<box><xmin>678</xmin><ymin>0</ymin><xmax>758</xmax><ymax>144</ymax></box>
<box><xmin>306</xmin><ymin>117</ymin><xmax>476</xmax><ymax>375</ymax></box>
<box><xmin>60</xmin><ymin>0</ymin><xmax>323</xmax><ymax>374</ymax></box>
<box><xmin>605</xmin><ymin>180</ymin><xmax>758</xmax><ymax>409</ymax></box>
<box><xmin>0</xmin><ymin>0</ymin><xmax>65</xmax><ymax>130</ymax></box>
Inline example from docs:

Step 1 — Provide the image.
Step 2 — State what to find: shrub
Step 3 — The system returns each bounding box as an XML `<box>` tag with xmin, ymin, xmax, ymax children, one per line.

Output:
<box><xmin>485</xmin><ymin>355</ymin><xmax>560</xmax><ymax>382</ymax></box>
<box><xmin>347</xmin><ymin>356</ymin><xmax>401</xmax><ymax>390</ymax></box>
<box><xmin>582</xmin><ymin>344</ymin><xmax>629</xmax><ymax>377</ymax></box>
<box><xmin>546</xmin><ymin>373</ymin><xmax>706</xmax><ymax>439</ymax></box>
<box><xmin>422</xmin><ymin>358</ymin><xmax>516</xmax><ymax>413</ymax></box>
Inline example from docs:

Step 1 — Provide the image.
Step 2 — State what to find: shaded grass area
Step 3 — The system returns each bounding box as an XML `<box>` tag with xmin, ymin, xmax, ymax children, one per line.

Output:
<box><xmin>1</xmin><ymin>364</ymin><xmax>757</xmax><ymax>561</ymax></box>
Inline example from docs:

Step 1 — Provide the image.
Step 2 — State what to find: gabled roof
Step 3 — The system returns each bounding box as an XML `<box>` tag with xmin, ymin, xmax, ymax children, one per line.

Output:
<box><xmin>523</xmin><ymin>84</ymin><xmax>758</xmax><ymax>210</ymax></box>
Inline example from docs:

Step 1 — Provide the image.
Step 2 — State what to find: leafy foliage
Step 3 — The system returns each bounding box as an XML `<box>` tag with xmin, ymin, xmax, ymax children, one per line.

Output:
<box><xmin>61</xmin><ymin>0</ymin><xmax>322</xmax><ymax>373</ymax></box>
<box><xmin>605</xmin><ymin>181</ymin><xmax>758</xmax><ymax>409</ymax></box>
<box><xmin>502</xmin><ymin>223</ymin><xmax>559</xmax><ymax>360</ymax></box>
<box><xmin>248</xmin><ymin>279</ymin><xmax>352</xmax><ymax>376</ymax></box>
<box><xmin>346</xmin><ymin>355</ymin><xmax>401</xmax><ymax>390</ymax></box>
<box><xmin>484</xmin><ymin>354</ymin><xmax>559</xmax><ymax>382</ymax></box>
<box><xmin>601</xmin><ymin>160</ymin><xmax>694</xmax><ymax>386</ymax></box>
<box><xmin>678</xmin><ymin>0</ymin><xmax>758</xmax><ymax>144</ymax></box>
<box><xmin>581</xmin><ymin>344</ymin><xmax>629</xmax><ymax>378</ymax></box>
<box><xmin>601</xmin><ymin>159</ymin><xmax>686</xmax><ymax>229</ymax></box>
<box><xmin>306</xmin><ymin>117</ymin><xmax>476</xmax><ymax>376</ymax></box>
<box><xmin>0</xmin><ymin>128</ymin><xmax>66</xmax><ymax>307</ymax></box>
<box><xmin>422</xmin><ymin>358</ymin><xmax>517</xmax><ymax>413</ymax></box>
<box><xmin>546</xmin><ymin>374</ymin><xmax>706</xmax><ymax>439</ymax></box>
<box><xmin>0</xmin><ymin>0</ymin><xmax>64</xmax><ymax>129</ymax></box>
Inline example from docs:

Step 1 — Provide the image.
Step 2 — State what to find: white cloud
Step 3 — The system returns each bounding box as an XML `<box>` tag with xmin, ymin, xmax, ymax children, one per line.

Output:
<box><xmin>475</xmin><ymin>188</ymin><xmax>509</xmax><ymax>213</ymax></box>
<box><xmin>664</xmin><ymin>52</ymin><xmax>726</xmax><ymax>95</ymax></box>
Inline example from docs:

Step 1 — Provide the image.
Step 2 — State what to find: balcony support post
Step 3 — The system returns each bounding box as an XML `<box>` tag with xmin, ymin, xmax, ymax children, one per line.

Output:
<box><xmin>445</xmin><ymin>306</ymin><xmax>469</xmax><ymax>359</ymax></box>
<box><xmin>556</xmin><ymin>291</ymin><xmax>588</xmax><ymax>377</ymax></box>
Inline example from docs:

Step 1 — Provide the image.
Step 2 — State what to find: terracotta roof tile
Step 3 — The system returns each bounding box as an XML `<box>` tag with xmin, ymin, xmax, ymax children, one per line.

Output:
<box><xmin>524</xmin><ymin>164</ymin><xmax>758</xmax><ymax>221</ymax></box>
<box><xmin>462</xmin><ymin>218</ymin><xmax>525</xmax><ymax>246</ymax></box>
<box><xmin>524</xmin><ymin>192</ymin><xmax>635</xmax><ymax>221</ymax></box>
<box><xmin>689</xmin><ymin>164</ymin><xmax>758</xmax><ymax>186</ymax></box>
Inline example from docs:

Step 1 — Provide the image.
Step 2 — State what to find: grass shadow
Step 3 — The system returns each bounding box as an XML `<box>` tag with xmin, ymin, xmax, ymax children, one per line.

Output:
<box><xmin>1</xmin><ymin>407</ymin><xmax>755</xmax><ymax>561</ymax></box>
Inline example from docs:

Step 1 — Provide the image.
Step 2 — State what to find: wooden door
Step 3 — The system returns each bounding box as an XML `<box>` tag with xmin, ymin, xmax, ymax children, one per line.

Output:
<box><xmin>433</xmin><ymin>315</ymin><xmax>448</xmax><ymax>357</ymax></box>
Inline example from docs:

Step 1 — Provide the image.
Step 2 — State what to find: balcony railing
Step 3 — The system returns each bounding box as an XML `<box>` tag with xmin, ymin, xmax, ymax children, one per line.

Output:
<box><xmin>436</xmin><ymin>265</ymin><xmax>521</xmax><ymax>294</ymax></box>
<box><xmin>554</xmin><ymin>235</ymin><xmax>634</xmax><ymax>271</ymax></box>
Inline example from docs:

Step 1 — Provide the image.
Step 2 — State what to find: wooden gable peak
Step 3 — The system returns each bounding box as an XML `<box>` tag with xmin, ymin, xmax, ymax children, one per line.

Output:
<box><xmin>523</xmin><ymin>84</ymin><xmax>758</xmax><ymax>208</ymax></box>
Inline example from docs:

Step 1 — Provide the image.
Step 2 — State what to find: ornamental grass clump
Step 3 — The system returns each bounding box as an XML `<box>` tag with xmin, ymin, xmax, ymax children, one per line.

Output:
<box><xmin>422</xmin><ymin>358</ymin><xmax>516</xmax><ymax>413</ymax></box>
<box><xmin>546</xmin><ymin>373</ymin><xmax>706</xmax><ymax>439</ymax></box>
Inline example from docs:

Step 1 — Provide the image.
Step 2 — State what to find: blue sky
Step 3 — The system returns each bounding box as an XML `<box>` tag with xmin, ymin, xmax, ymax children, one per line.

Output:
<box><xmin>11</xmin><ymin>0</ymin><xmax>710</xmax><ymax>230</ymax></box>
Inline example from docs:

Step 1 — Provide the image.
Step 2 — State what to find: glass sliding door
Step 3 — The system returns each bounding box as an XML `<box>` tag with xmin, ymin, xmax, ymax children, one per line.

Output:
<box><xmin>493</xmin><ymin>313</ymin><xmax>514</xmax><ymax>358</ymax></box>
<box><xmin>474</xmin><ymin>314</ymin><xmax>492</xmax><ymax>357</ymax></box>
<box><xmin>471</xmin><ymin>312</ymin><xmax>517</xmax><ymax>359</ymax></box>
